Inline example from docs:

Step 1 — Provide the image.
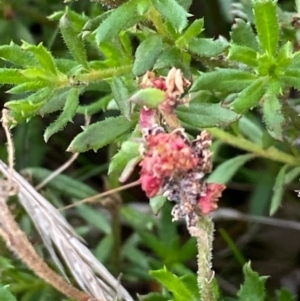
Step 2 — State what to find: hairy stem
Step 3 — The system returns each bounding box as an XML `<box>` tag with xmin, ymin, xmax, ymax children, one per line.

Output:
<box><xmin>206</xmin><ymin>127</ymin><xmax>300</xmax><ymax>166</ymax></box>
<box><xmin>189</xmin><ymin>216</ymin><xmax>215</xmax><ymax>301</ymax></box>
<box><xmin>0</xmin><ymin>195</ymin><xmax>94</xmax><ymax>301</ymax></box>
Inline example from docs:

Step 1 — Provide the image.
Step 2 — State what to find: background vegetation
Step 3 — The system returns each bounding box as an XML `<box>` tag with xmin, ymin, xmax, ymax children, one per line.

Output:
<box><xmin>1</xmin><ymin>0</ymin><xmax>300</xmax><ymax>301</ymax></box>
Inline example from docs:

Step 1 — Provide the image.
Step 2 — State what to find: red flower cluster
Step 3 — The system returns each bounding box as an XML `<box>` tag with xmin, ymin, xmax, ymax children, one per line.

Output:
<box><xmin>140</xmin><ymin>130</ymin><xmax>198</xmax><ymax>197</ymax></box>
<box><xmin>139</xmin><ymin>126</ymin><xmax>225</xmax><ymax>221</ymax></box>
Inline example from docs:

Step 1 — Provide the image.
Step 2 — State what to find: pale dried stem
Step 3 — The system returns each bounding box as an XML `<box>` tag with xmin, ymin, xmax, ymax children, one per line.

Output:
<box><xmin>0</xmin><ymin>110</ymin><xmax>95</xmax><ymax>301</ymax></box>
<box><xmin>59</xmin><ymin>180</ymin><xmax>140</xmax><ymax>211</ymax></box>
<box><xmin>36</xmin><ymin>116</ymin><xmax>90</xmax><ymax>191</ymax></box>
<box><xmin>35</xmin><ymin>152</ymin><xmax>79</xmax><ymax>191</ymax></box>
<box><xmin>0</xmin><ymin>196</ymin><xmax>93</xmax><ymax>301</ymax></box>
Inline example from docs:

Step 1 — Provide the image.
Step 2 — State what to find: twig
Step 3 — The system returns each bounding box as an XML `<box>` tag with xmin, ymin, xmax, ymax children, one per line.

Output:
<box><xmin>59</xmin><ymin>180</ymin><xmax>140</xmax><ymax>211</ymax></box>
<box><xmin>35</xmin><ymin>152</ymin><xmax>79</xmax><ymax>191</ymax></box>
<box><xmin>36</xmin><ymin>116</ymin><xmax>90</xmax><ymax>191</ymax></box>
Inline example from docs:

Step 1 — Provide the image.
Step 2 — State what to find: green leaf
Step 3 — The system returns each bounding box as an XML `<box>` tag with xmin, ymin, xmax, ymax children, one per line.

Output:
<box><xmin>177</xmin><ymin>102</ymin><xmax>238</xmax><ymax>128</ymax></box>
<box><xmin>262</xmin><ymin>82</ymin><xmax>284</xmax><ymax>140</ymax></box>
<box><xmin>150</xmin><ymin>195</ymin><xmax>167</xmax><ymax>215</ymax></box>
<box><xmin>77</xmin><ymin>204</ymin><xmax>111</xmax><ymax>234</ymax></box>
<box><xmin>130</xmin><ymin>88</ymin><xmax>166</xmax><ymax>108</ymax></box>
<box><xmin>111</xmin><ymin>77</ymin><xmax>131</xmax><ymax>119</ymax></box>
<box><xmin>150</xmin><ymin>267</ymin><xmax>195</xmax><ymax>301</ymax></box>
<box><xmin>0</xmin><ymin>68</ymin><xmax>28</xmax><ymax>85</ymax></box>
<box><xmin>253</xmin><ymin>0</ymin><xmax>279</xmax><ymax>55</ymax></box>
<box><xmin>228</xmin><ymin>44</ymin><xmax>258</xmax><ymax>67</ymax></box>
<box><xmin>230</xmin><ymin>19</ymin><xmax>259</xmax><ymax>51</ymax></box>
<box><xmin>151</xmin><ymin>0</ymin><xmax>190</xmax><ymax>33</ymax></box>
<box><xmin>176</xmin><ymin>19</ymin><xmax>204</xmax><ymax>48</ymax></box>
<box><xmin>230</xmin><ymin>77</ymin><xmax>267</xmax><ymax>113</ymax></box>
<box><xmin>20</xmin><ymin>68</ymin><xmax>54</xmax><ymax>80</ymax></box>
<box><xmin>191</xmin><ymin>69</ymin><xmax>256</xmax><ymax>93</ymax></box>
<box><xmin>44</xmin><ymin>88</ymin><xmax>80</xmax><ymax>142</ymax></box>
<box><xmin>7</xmin><ymin>81</ymin><xmax>49</xmax><ymax>94</ymax></box>
<box><xmin>139</xmin><ymin>292</ymin><xmax>169</xmax><ymax>301</ymax></box>
<box><xmin>276</xmin><ymin>42</ymin><xmax>293</xmax><ymax>70</ymax></box>
<box><xmin>238</xmin><ymin>262</ymin><xmax>267</xmax><ymax>301</ymax></box>
<box><xmin>207</xmin><ymin>154</ymin><xmax>255</xmax><ymax>184</ymax></box>
<box><xmin>280</xmin><ymin>68</ymin><xmax>300</xmax><ymax>90</ymax></box>
<box><xmin>276</xmin><ymin>288</ymin><xmax>296</xmax><ymax>301</ymax></box>
<box><xmin>68</xmin><ymin>114</ymin><xmax>138</xmax><ymax>152</ymax></box>
<box><xmin>238</xmin><ymin>116</ymin><xmax>264</xmax><ymax>145</ymax></box>
<box><xmin>108</xmin><ymin>134</ymin><xmax>141</xmax><ymax>179</ymax></box>
<box><xmin>0</xmin><ymin>286</ymin><xmax>17</xmax><ymax>301</ymax></box>
<box><xmin>133</xmin><ymin>35</ymin><xmax>163</xmax><ymax>76</ymax></box>
<box><xmin>60</xmin><ymin>13</ymin><xmax>89</xmax><ymax>69</ymax></box>
<box><xmin>21</xmin><ymin>42</ymin><xmax>58</xmax><ymax>75</ymax></box>
<box><xmin>269</xmin><ymin>165</ymin><xmax>288</xmax><ymax>215</ymax></box>
<box><xmin>6</xmin><ymin>88</ymin><xmax>54</xmax><ymax>117</ymax></box>
<box><xmin>284</xmin><ymin>167</ymin><xmax>300</xmax><ymax>185</ymax></box>
<box><xmin>95</xmin><ymin>0</ymin><xmax>142</xmax><ymax>44</ymax></box>
<box><xmin>188</xmin><ymin>38</ymin><xmax>228</xmax><ymax>57</ymax></box>
<box><xmin>0</xmin><ymin>43</ymin><xmax>37</xmax><ymax>67</ymax></box>
<box><xmin>25</xmin><ymin>167</ymin><xmax>96</xmax><ymax>199</ymax></box>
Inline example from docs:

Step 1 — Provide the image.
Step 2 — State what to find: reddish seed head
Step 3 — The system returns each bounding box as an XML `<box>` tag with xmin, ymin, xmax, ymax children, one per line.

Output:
<box><xmin>198</xmin><ymin>183</ymin><xmax>226</xmax><ymax>215</ymax></box>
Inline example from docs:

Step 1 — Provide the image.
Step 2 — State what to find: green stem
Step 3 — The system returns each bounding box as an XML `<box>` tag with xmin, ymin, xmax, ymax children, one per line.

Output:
<box><xmin>189</xmin><ymin>216</ymin><xmax>215</xmax><ymax>301</ymax></box>
<box><xmin>206</xmin><ymin>127</ymin><xmax>300</xmax><ymax>166</ymax></box>
<box><xmin>76</xmin><ymin>64</ymin><xmax>132</xmax><ymax>83</ymax></box>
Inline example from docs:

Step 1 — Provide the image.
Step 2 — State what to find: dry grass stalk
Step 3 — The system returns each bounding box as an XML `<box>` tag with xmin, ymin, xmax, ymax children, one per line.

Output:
<box><xmin>0</xmin><ymin>160</ymin><xmax>133</xmax><ymax>301</ymax></box>
<box><xmin>0</xmin><ymin>109</ymin><xmax>133</xmax><ymax>301</ymax></box>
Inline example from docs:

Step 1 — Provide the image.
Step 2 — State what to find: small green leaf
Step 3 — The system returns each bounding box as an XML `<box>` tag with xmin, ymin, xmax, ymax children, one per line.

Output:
<box><xmin>7</xmin><ymin>81</ymin><xmax>49</xmax><ymax>94</ymax></box>
<box><xmin>284</xmin><ymin>167</ymin><xmax>300</xmax><ymax>185</ymax></box>
<box><xmin>238</xmin><ymin>262</ymin><xmax>267</xmax><ymax>301</ymax></box>
<box><xmin>230</xmin><ymin>19</ymin><xmax>259</xmax><ymax>51</ymax></box>
<box><xmin>6</xmin><ymin>88</ymin><xmax>53</xmax><ymax>113</ymax></box>
<box><xmin>133</xmin><ymin>35</ymin><xmax>163</xmax><ymax>76</ymax></box>
<box><xmin>177</xmin><ymin>102</ymin><xmax>238</xmax><ymax>128</ymax></box>
<box><xmin>269</xmin><ymin>165</ymin><xmax>288</xmax><ymax>215</ymax></box>
<box><xmin>276</xmin><ymin>42</ymin><xmax>293</xmax><ymax>69</ymax></box>
<box><xmin>230</xmin><ymin>77</ymin><xmax>267</xmax><ymax>113</ymax></box>
<box><xmin>20</xmin><ymin>68</ymin><xmax>53</xmax><ymax>80</ymax></box>
<box><xmin>207</xmin><ymin>154</ymin><xmax>254</xmax><ymax>184</ymax></box>
<box><xmin>137</xmin><ymin>0</ymin><xmax>151</xmax><ymax>15</ymax></box>
<box><xmin>150</xmin><ymin>267</ymin><xmax>195</xmax><ymax>301</ymax></box>
<box><xmin>280</xmin><ymin>68</ymin><xmax>300</xmax><ymax>90</ymax></box>
<box><xmin>0</xmin><ymin>68</ymin><xmax>28</xmax><ymax>84</ymax></box>
<box><xmin>238</xmin><ymin>116</ymin><xmax>264</xmax><ymax>145</ymax></box>
<box><xmin>95</xmin><ymin>0</ymin><xmax>142</xmax><ymax>44</ymax></box>
<box><xmin>25</xmin><ymin>167</ymin><xmax>96</xmax><ymax>199</ymax></box>
<box><xmin>228</xmin><ymin>44</ymin><xmax>258</xmax><ymax>67</ymax></box>
<box><xmin>0</xmin><ymin>286</ymin><xmax>18</xmax><ymax>301</ymax></box>
<box><xmin>276</xmin><ymin>288</ymin><xmax>296</xmax><ymax>301</ymax></box>
<box><xmin>188</xmin><ymin>38</ymin><xmax>228</xmax><ymax>57</ymax></box>
<box><xmin>176</xmin><ymin>18</ymin><xmax>204</xmax><ymax>48</ymax></box>
<box><xmin>191</xmin><ymin>69</ymin><xmax>256</xmax><ymax>93</ymax></box>
<box><xmin>21</xmin><ymin>42</ymin><xmax>58</xmax><ymax>75</ymax></box>
<box><xmin>60</xmin><ymin>13</ymin><xmax>89</xmax><ymax>69</ymax></box>
<box><xmin>109</xmin><ymin>133</ymin><xmax>141</xmax><ymax>179</ymax></box>
<box><xmin>111</xmin><ymin>77</ymin><xmax>131</xmax><ymax>119</ymax></box>
<box><xmin>0</xmin><ymin>43</ymin><xmax>37</xmax><ymax>67</ymax></box>
<box><xmin>68</xmin><ymin>114</ymin><xmax>138</xmax><ymax>152</ymax></box>
<box><xmin>262</xmin><ymin>81</ymin><xmax>284</xmax><ymax>140</ymax></box>
<box><xmin>44</xmin><ymin>88</ymin><xmax>80</xmax><ymax>142</ymax></box>
<box><xmin>150</xmin><ymin>195</ymin><xmax>167</xmax><ymax>215</ymax></box>
<box><xmin>151</xmin><ymin>0</ymin><xmax>190</xmax><ymax>33</ymax></box>
<box><xmin>130</xmin><ymin>88</ymin><xmax>166</xmax><ymax>108</ymax></box>
<box><xmin>253</xmin><ymin>0</ymin><xmax>279</xmax><ymax>55</ymax></box>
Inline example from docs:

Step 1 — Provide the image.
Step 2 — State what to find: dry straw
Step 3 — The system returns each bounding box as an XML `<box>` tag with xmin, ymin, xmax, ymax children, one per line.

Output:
<box><xmin>0</xmin><ymin>109</ymin><xmax>133</xmax><ymax>301</ymax></box>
